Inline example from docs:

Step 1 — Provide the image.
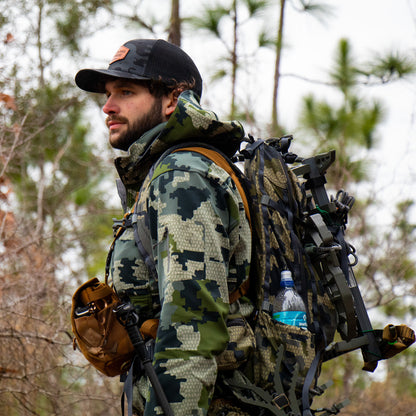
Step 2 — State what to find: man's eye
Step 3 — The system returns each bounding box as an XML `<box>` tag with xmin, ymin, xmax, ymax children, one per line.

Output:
<box><xmin>122</xmin><ymin>90</ymin><xmax>133</xmax><ymax>95</ymax></box>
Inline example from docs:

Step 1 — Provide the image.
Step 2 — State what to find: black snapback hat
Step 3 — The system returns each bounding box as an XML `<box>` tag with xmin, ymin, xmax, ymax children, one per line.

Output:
<box><xmin>75</xmin><ymin>39</ymin><xmax>203</xmax><ymax>98</ymax></box>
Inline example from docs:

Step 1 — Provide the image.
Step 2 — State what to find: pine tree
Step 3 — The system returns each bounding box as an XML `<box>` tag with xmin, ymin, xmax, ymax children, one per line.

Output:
<box><xmin>188</xmin><ymin>0</ymin><xmax>268</xmax><ymax>119</ymax></box>
<box><xmin>0</xmin><ymin>1</ymin><xmax>122</xmax><ymax>414</ymax></box>
<box><xmin>298</xmin><ymin>37</ymin><xmax>416</xmax><ymax>405</ymax></box>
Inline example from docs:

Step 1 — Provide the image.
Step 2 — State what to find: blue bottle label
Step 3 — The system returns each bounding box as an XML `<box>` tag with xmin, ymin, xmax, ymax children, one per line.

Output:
<box><xmin>273</xmin><ymin>311</ymin><xmax>307</xmax><ymax>329</ymax></box>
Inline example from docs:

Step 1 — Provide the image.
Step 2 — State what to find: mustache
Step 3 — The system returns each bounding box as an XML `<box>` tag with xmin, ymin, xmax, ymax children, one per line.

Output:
<box><xmin>106</xmin><ymin>115</ymin><xmax>129</xmax><ymax>127</ymax></box>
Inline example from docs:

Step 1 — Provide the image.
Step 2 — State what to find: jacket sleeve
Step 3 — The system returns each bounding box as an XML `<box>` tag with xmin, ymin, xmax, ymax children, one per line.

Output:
<box><xmin>143</xmin><ymin>154</ymin><xmax>242</xmax><ymax>415</ymax></box>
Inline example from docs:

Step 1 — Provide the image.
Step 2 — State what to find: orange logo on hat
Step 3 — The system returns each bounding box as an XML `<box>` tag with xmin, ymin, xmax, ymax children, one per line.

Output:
<box><xmin>110</xmin><ymin>46</ymin><xmax>129</xmax><ymax>64</ymax></box>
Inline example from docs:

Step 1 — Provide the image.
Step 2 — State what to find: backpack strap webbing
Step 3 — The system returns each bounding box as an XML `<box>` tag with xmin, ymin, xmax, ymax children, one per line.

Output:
<box><xmin>172</xmin><ymin>146</ymin><xmax>251</xmax><ymax>304</ymax></box>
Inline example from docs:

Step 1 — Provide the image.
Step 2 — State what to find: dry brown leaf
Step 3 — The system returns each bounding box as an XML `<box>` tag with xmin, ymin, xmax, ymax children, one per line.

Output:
<box><xmin>0</xmin><ymin>93</ymin><xmax>17</xmax><ymax>111</ymax></box>
<box><xmin>4</xmin><ymin>33</ymin><xmax>14</xmax><ymax>44</ymax></box>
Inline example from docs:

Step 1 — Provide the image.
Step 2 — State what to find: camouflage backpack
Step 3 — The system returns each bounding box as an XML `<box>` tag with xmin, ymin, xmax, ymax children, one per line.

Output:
<box><xmin>124</xmin><ymin>136</ymin><xmax>414</xmax><ymax>416</ymax></box>
<box><xmin>217</xmin><ymin>136</ymin><xmax>358</xmax><ymax>415</ymax></box>
<box><xmin>209</xmin><ymin>135</ymin><xmax>414</xmax><ymax>416</ymax></box>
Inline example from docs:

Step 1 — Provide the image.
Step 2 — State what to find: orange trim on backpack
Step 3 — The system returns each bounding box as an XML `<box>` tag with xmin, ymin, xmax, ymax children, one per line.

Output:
<box><xmin>228</xmin><ymin>278</ymin><xmax>251</xmax><ymax>304</ymax></box>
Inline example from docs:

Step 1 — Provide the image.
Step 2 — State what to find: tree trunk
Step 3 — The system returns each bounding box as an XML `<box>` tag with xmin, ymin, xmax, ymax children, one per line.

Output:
<box><xmin>230</xmin><ymin>0</ymin><xmax>238</xmax><ymax>118</ymax></box>
<box><xmin>271</xmin><ymin>0</ymin><xmax>286</xmax><ymax>135</ymax></box>
<box><xmin>168</xmin><ymin>0</ymin><xmax>181</xmax><ymax>46</ymax></box>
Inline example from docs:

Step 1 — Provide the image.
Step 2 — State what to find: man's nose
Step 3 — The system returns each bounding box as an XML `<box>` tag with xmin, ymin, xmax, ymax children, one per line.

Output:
<box><xmin>103</xmin><ymin>96</ymin><xmax>119</xmax><ymax>115</ymax></box>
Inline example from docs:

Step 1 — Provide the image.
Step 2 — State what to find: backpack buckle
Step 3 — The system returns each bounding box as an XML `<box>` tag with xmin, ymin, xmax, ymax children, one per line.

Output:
<box><xmin>272</xmin><ymin>392</ymin><xmax>290</xmax><ymax>410</ymax></box>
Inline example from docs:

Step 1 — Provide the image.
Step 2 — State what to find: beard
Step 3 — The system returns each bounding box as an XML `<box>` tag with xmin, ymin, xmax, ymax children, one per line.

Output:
<box><xmin>108</xmin><ymin>97</ymin><xmax>164</xmax><ymax>151</ymax></box>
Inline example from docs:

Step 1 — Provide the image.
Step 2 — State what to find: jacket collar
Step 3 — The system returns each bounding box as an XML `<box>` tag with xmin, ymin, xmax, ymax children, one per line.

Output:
<box><xmin>114</xmin><ymin>90</ymin><xmax>245</xmax><ymax>191</ymax></box>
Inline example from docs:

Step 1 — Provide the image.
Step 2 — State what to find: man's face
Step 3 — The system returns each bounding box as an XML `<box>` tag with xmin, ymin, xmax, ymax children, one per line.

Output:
<box><xmin>103</xmin><ymin>79</ymin><xmax>166</xmax><ymax>151</ymax></box>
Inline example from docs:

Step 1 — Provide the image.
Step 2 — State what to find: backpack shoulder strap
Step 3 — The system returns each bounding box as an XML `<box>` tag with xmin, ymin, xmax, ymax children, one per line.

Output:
<box><xmin>171</xmin><ymin>145</ymin><xmax>251</xmax><ymax>304</ymax></box>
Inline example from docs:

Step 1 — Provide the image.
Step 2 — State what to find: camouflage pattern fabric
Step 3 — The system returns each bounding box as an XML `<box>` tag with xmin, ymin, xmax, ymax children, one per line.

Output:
<box><xmin>250</xmin><ymin>310</ymin><xmax>315</xmax><ymax>394</ymax></box>
<box><xmin>207</xmin><ymin>398</ymin><xmax>252</xmax><ymax>416</ymax></box>
<box><xmin>108</xmin><ymin>91</ymin><xmax>252</xmax><ymax>415</ymax></box>
<box><xmin>240</xmin><ymin>139</ymin><xmax>337</xmax><ymax>403</ymax></box>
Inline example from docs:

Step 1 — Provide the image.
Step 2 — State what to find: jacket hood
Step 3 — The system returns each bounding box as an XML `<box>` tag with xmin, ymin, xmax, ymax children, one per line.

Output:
<box><xmin>115</xmin><ymin>90</ymin><xmax>245</xmax><ymax>189</ymax></box>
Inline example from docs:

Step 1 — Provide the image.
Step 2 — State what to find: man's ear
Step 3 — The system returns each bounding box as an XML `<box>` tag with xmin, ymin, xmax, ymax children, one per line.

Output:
<box><xmin>163</xmin><ymin>90</ymin><xmax>179</xmax><ymax>118</ymax></box>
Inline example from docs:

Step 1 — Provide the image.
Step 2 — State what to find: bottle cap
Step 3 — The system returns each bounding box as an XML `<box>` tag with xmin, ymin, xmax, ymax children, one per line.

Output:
<box><xmin>280</xmin><ymin>270</ymin><xmax>294</xmax><ymax>287</ymax></box>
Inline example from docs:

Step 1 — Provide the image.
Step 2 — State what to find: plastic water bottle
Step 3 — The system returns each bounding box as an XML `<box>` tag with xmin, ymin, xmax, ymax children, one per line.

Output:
<box><xmin>272</xmin><ymin>270</ymin><xmax>307</xmax><ymax>329</ymax></box>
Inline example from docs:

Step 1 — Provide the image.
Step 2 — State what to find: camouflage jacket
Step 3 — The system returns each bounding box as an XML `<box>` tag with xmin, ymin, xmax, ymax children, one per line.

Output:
<box><xmin>108</xmin><ymin>91</ymin><xmax>253</xmax><ymax>415</ymax></box>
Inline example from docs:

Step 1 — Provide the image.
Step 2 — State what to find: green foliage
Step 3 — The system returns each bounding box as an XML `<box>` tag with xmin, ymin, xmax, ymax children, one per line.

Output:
<box><xmin>211</xmin><ymin>67</ymin><xmax>228</xmax><ymax>82</ymax></box>
<box><xmin>189</xmin><ymin>5</ymin><xmax>230</xmax><ymax>36</ymax></box>
<box><xmin>242</xmin><ymin>0</ymin><xmax>270</xmax><ymax>17</ymax></box>
<box><xmin>360</xmin><ymin>51</ymin><xmax>416</xmax><ymax>84</ymax></box>
<box><xmin>304</xmin><ymin>40</ymin><xmax>416</xmax><ymax>310</ymax></box>
<box><xmin>258</xmin><ymin>28</ymin><xmax>275</xmax><ymax>48</ymax></box>
<box><xmin>6</xmin><ymin>83</ymin><xmax>107</xmax><ymax>231</ymax></box>
<box><xmin>330</xmin><ymin>39</ymin><xmax>358</xmax><ymax>97</ymax></box>
<box><xmin>55</xmin><ymin>8</ymin><xmax>83</xmax><ymax>53</ymax></box>
<box><xmin>83</xmin><ymin>213</ymin><xmax>116</xmax><ymax>277</ymax></box>
<box><xmin>395</xmin><ymin>200</ymin><xmax>416</xmax><ymax>237</ymax></box>
<box><xmin>0</xmin><ymin>2</ymin><xmax>120</xmax><ymax>413</ymax></box>
<box><xmin>388</xmin><ymin>347</ymin><xmax>416</xmax><ymax>397</ymax></box>
<box><xmin>187</xmin><ymin>0</ymin><xmax>270</xmax><ymax>118</ymax></box>
<box><xmin>0</xmin><ymin>13</ymin><xmax>8</xmax><ymax>28</ymax></box>
<box><xmin>47</xmin><ymin>0</ymin><xmax>116</xmax><ymax>51</ymax></box>
<box><xmin>299</xmin><ymin>39</ymin><xmax>385</xmax><ymax>187</ymax></box>
<box><xmin>298</xmin><ymin>34</ymin><xmax>416</xmax><ymax>399</ymax></box>
<box><xmin>1</xmin><ymin>0</ymin><xmax>415</xmax><ymax>412</ymax></box>
<box><xmin>301</xmin><ymin>1</ymin><xmax>334</xmax><ymax>20</ymax></box>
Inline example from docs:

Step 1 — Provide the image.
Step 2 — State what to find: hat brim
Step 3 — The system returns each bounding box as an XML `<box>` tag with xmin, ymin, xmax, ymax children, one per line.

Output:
<box><xmin>75</xmin><ymin>69</ymin><xmax>151</xmax><ymax>93</ymax></box>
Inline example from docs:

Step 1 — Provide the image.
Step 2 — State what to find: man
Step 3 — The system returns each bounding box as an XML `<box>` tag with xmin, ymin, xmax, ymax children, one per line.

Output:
<box><xmin>75</xmin><ymin>39</ymin><xmax>253</xmax><ymax>415</ymax></box>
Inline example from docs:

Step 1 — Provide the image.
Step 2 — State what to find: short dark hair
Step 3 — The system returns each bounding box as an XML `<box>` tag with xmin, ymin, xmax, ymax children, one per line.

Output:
<box><xmin>146</xmin><ymin>78</ymin><xmax>197</xmax><ymax>99</ymax></box>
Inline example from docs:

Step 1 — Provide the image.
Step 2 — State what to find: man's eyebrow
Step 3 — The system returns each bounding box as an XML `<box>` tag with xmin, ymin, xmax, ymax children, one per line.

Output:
<box><xmin>104</xmin><ymin>79</ymin><xmax>140</xmax><ymax>92</ymax></box>
<box><xmin>104</xmin><ymin>79</ymin><xmax>139</xmax><ymax>95</ymax></box>
<box><xmin>113</xmin><ymin>79</ymin><xmax>138</xmax><ymax>88</ymax></box>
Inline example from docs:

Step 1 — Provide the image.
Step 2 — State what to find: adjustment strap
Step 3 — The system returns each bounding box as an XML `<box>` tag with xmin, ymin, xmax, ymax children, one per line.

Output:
<box><xmin>121</xmin><ymin>359</ymin><xmax>135</xmax><ymax>416</ymax></box>
<box><xmin>302</xmin><ymin>351</ymin><xmax>321</xmax><ymax>416</ymax></box>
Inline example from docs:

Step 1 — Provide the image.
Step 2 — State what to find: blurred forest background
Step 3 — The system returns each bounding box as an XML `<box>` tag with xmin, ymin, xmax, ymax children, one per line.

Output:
<box><xmin>1</xmin><ymin>0</ymin><xmax>416</xmax><ymax>414</ymax></box>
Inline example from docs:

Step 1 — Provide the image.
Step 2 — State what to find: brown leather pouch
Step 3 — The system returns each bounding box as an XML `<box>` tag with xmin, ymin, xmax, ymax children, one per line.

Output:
<box><xmin>71</xmin><ymin>278</ymin><xmax>134</xmax><ymax>377</ymax></box>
